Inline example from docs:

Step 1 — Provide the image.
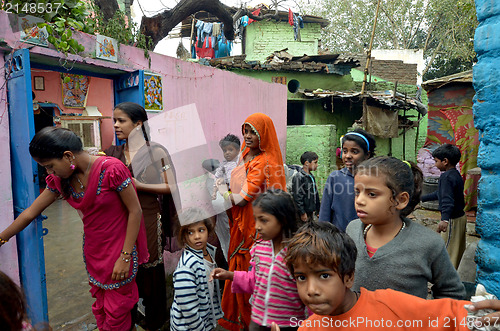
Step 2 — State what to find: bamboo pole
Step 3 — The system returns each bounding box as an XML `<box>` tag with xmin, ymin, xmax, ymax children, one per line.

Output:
<box><xmin>361</xmin><ymin>0</ymin><xmax>382</xmax><ymax>95</ymax></box>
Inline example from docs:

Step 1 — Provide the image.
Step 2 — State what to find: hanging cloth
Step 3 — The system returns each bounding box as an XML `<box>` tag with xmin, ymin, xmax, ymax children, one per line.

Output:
<box><xmin>288</xmin><ymin>9</ymin><xmax>293</xmax><ymax>26</ymax></box>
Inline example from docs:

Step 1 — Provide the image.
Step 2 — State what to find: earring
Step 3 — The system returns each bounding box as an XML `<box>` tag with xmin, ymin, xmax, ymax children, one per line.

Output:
<box><xmin>136</xmin><ymin>127</ymin><xmax>140</xmax><ymax>131</ymax></box>
<box><xmin>70</xmin><ymin>162</ymin><xmax>76</xmax><ymax>170</ymax></box>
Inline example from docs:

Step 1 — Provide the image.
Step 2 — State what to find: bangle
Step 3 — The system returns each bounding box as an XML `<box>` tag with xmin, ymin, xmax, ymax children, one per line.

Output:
<box><xmin>0</xmin><ymin>237</ymin><xmax>8</xmax><ymax>245</ymax></box>
<box><xmin>122</xmin><ymin>257</ymin><xmax>131</xmax><ymax>263</ymax></box>
<box><xmin>121</xmin><ymin>250</ymin><xmax>131</xmax><ymax>256</ymax></box>
<box><xmin>223</xmin><ymin>191</ymin><xmax>231</xmax><ymax>200</ymax></box>
<box><xmin>442</xmin><ymin>220</ymin><xmax>450</xmax><ymax>223</ymax></box>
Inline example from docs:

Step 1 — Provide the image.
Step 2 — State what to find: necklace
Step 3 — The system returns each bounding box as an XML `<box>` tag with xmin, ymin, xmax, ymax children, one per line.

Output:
<box><xmin>203</xmin><ymin>251</ymin><xmax>209</xmax><ymax>257</ymax></box>
<box><xmin>363</xmin><ymin>221</ymin><xmax>406</xmax><ymax>239</ymax></box>
<box><xmin>75</xmin><ymin>154</ymin><xmax>92</xmax><ymax>190</ymax></box>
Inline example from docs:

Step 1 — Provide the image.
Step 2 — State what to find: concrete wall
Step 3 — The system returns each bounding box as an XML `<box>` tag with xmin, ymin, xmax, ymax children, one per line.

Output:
<box><xmin>286</xmin><ymin>125</ymin><xmax>337</xmax><ymax>197</ymax></box>
<box><xmin>245</xmin><ymin>21</ymin><xmax>321</xmax><ymax>62</ymax></box>
<box><xmin>30</xmin><ymin>70</ymin><xmax>115</xmax><ymax>149</ymax></box>
<box><xmin>0</xmin><ymin>54</ymin><xmax>19</xmax><ymax>283</ymax></box>
<box><xmin>473</xmin><ymin>0</ymin><xmax>500</xmax><ymax>297</ymax></box>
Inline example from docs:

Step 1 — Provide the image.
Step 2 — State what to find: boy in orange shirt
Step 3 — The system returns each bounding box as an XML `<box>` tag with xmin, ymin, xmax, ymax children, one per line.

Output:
<box><xmin>273</xmin><ymin>221</ymin><xmax>499</xmax><ymax>331</ymax></box>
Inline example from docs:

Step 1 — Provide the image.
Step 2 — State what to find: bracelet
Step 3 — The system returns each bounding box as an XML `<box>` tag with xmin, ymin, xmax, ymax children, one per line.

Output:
<box><xmin>223</xmin><ymin>191</ymin><xmax>232</xmax><ymax>200</ymax></box>
<box><xmin>122</xmin><ymin>256</ymin><xmax>131</xmax><ymax>263</ymax></box>
<box><xmin>0</xmin><ymin>237</ymin><xmax>8</xmax><ymax>245</ymax></box>
<box><xmin>121</xmin><ymin>250</ymin><xmax>131</xmax><ymax>256</ymax></box>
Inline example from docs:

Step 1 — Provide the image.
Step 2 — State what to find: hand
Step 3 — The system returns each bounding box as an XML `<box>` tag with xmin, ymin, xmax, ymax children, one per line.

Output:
<box><xmin>470</xmin><ymin>299</ymin><xmax>500</xmax><ymax>327</ymax></box>
<box><xmin>112</xmin><ymin>255</ymin><xmax>130</xmax><ymax>281</ymax></box>
<box><xmin>271</xmin><ymin>322</ymin><xmax>281</xmax><ymax>331</ymax></box>
<box><xmin>215</xmin><ymin>178</ymin><xmax>225</xmax><ymax>186</ymax></box>
<box><xmin>210</xmin><ymin>268</ymin><xmax>233</xmax><ymax>281</ymax></box>
<box><xmin>301</xmin><ymin>213</ymin><xmax>308</xmax><ymax>222</ymax></box>
<box><xmin>436</xmin><ymin>220</ymin><xmax>448</xmax><ymax>233</ymax></box>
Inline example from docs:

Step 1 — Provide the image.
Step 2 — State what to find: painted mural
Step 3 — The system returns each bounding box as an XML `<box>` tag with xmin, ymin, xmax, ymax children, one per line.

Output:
<box><xmin>61</xmin><ymin>73</ymin><xmax>90</xmax><ymax>108</ymax></box>
<box><xmin>144</xmin><ymin>73</ymin><xmax>163</xmax><ymax>111</ymax></box>
<box><xmin>96</xmin><ymin>34</ymin><xmax>118</xmax><ymax>62</ymax></box>
<box><xmin>424</xmin><ymin>84</ymin><xmax>478</xmax><ymax>210</ymax></box>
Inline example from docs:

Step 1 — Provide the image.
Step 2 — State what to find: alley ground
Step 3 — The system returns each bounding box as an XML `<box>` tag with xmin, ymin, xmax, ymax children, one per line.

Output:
<box><xmin>43</xmin><ymin>200</ymin><xmax>479</xmax><ymax>330</ymax></box>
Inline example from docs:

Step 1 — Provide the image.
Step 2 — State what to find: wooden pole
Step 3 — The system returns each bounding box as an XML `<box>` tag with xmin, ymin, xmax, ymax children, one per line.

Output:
<box><xmin>189</xmin><ymin>15</ymin><xmax>196</xmax><ymax>54</ymax></box>
<box><xmin>361</xmin><ymin>0</ymin><xmax>382</xmax><ymax>95</ymax></box>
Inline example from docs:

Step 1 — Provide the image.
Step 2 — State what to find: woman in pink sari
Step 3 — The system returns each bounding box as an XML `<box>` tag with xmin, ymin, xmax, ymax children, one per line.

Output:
<box><xmin>0</xmin><ymin>127</ymin><xmax>148</xmax><ymax>331</ymax></box>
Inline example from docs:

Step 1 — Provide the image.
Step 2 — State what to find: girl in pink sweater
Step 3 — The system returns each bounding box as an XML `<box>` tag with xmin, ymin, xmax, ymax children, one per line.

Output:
<box><xmin>211</xmin><ymin>189</ymin><xmax>308</xmax><ymax>330</ymax></box>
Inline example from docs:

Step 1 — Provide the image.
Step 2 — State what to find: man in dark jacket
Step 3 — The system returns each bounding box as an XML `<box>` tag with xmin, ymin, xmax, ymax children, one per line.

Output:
<box><xmin>291</xmin><ymin>151</ymin><xmax>321</xmax><ymax>222</ymax></box>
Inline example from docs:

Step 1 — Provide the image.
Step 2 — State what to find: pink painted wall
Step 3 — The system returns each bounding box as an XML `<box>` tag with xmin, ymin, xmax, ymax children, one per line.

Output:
<box><xmin>0</xmin><ymin>9</ymin><xmax>287</xmax><ymax>271</ymax></box>
<box><xmin>30</xmin><ymin>70</ymin><xmax>115</xmax><ymax>149</ymax></box>
<box><xmin>0</xmin><ymin>53</ymin><xmax>20</xmax><ymax>283</ymax></box>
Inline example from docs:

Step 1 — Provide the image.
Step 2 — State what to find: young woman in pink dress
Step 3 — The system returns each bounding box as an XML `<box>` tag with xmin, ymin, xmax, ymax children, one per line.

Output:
<box><xmin>0</xmin><ymin>127</ymin><xmax>148</xmax><ymax>331</ymax></box>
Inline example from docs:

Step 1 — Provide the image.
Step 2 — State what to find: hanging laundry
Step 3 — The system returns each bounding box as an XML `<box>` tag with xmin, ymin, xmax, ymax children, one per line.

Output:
<box><xmin>292</xmin><ymin>13</ymin><xmax>302</xmax><ymax>41</ymax></box>
<box><xmin>288</xmin><ymin>9</ymin><xmax>293</xmax><ymax>26</ymax></box>
<box><xmin>212</xmin><ymin>23</ymin><xmax>221</xmax><ymax>37</ymax></box>
<box><xmin>195</xmin><ymin>35</ymin><xmax>215</xmax><ymax>59</ymax></box>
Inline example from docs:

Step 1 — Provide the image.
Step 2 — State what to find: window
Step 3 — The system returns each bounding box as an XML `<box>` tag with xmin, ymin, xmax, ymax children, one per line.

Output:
<box><xmin>60</xmin><ymin>118</ymin><xmax>102</xmax><ymax>150</ymax></box>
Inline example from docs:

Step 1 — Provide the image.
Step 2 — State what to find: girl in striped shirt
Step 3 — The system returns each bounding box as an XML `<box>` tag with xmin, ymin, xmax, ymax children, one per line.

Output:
<box><xmin>211</xmin><ymin>189</ymin><xmax>308</xmax><ymax>330</ymax></box>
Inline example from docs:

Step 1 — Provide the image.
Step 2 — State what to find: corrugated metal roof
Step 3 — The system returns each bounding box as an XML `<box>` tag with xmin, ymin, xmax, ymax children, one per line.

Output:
<box><xmin>421</xmin><ymin>70</ymin><xmax>473</xmax><ymax>92</ymax></box>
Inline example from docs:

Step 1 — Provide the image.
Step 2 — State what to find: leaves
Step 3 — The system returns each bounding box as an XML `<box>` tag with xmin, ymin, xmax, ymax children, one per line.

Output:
<box><xmin>299</xmin><ymin>0</ymin><xmax>477</xmax><ymax>79</ymax></box>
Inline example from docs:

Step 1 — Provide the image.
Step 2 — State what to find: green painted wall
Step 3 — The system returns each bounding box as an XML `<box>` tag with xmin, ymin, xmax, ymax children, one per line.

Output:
<box><xmin>245</xmin><ymin>21</ymin><xmax>322</xmax><ymax>62</ymax></box>
<box><xmin>230</xmin><ymin>69</ymin><xmax>355</xmax><ymax>99</ymax></box>
<box><xmin>286</xmin><ymin>125</ymin><xmax>337</xmax><ymax>197</ymax></box>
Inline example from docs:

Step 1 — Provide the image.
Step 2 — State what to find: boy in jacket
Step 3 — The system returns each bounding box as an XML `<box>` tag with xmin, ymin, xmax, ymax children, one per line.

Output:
<box><xmin>292</xmin><ymin>151</ymin><xmax>321</xmax><ymax>222</ymax></box>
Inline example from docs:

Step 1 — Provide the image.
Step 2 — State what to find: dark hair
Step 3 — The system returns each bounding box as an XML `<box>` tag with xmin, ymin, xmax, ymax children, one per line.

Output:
<box><xmin>253</xmin><ymin>189</ymin><xmax>299</xmax><ymax>240</ymax></box>
<box><xmin>355</xmin><ymin>156</ymin><xmax>423</xmax><ymax>217</ymax></box>
<box><xmin>202</xmin><ymin>159</ymin><xmax>220</xmax><ymax>173</ymax></box>
<box><xmin>0</xmin><ymin>271</ymin><xmax>27</xmax><ymax>331</ymax></box>
<box><xmin>341</xmin><ymin>128</ymin><xmax>376</xmax><ymax>157</ymax></box>
<box><xmin>432</xmin><ymin>143</ymin><xmax>461</xmax><ymax>166</ymax></box>
<box><xmin>175</xmin><ymin>208</ymin><xmax>214</xmax><ymax>247</ymax></box>
<box><xmin>300</xmin><ymin>151</ymin><xmax>318</xmax><ymax>165</ymax></box>
<box><xmin>29</xmin><ymin>127</ymin><xmax>84</xmax><ymax>199</ymax></box>
<box><xmin>285</xmin><ymin>221</ymin><xmax>356</xmax><ymax>280</ymax></box>
<box><xmin>219</xmin><ymin>133</ymin><xmax>241</xmax><ymax>149</ymax></box>
<box><xmin>29</xmin><ymin>127</ymin><xmax>83</xmax><ymax>159</ymax></box>
<box><xmin>114</xmin><ymin>102</ymin><xmax>150</xmax><ymax>143</ymax></box>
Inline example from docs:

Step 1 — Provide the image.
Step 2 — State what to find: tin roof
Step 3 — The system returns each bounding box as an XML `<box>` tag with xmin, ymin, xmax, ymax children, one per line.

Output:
<box><xmin>421</xmin><ymin>70</ymin><xmax>473</xmax><ymax>92</ymax></box>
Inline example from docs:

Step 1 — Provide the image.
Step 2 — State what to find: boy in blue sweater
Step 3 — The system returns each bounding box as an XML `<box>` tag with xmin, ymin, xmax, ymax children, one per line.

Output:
<box><xmin>421</xmin><ymin>144</ymin><xmax>466</xmax><ymax>269</ymax></box>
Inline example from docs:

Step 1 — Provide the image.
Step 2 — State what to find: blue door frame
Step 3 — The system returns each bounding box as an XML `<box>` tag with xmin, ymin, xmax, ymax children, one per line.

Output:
<box><xmin>5</xmin><ymin>48</ymin><xmax>145</xmax><ymax>325</ymax></box>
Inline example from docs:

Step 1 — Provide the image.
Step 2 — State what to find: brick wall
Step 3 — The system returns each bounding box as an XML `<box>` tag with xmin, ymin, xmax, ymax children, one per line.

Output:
<box><xmin>356</xmin><ymin>56</ymin><xmax>418</xmax><ymax>85</ymax></box>
<box><xmin>245</xmin><ymin>21</ymin><xmax>321</xmax><ymax>62</ymax></box>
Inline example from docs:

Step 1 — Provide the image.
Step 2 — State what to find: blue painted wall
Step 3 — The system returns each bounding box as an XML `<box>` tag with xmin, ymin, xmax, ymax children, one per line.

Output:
<box><xmin>473</xmin><ymin>0</ymin><xmax>500</xmax><ymax>297</ymax></box>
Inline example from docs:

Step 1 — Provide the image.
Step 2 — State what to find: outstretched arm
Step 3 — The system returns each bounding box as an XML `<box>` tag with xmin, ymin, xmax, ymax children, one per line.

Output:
<box><xmin>470</xmin><ymin>299</ymin><xmax>500</xmax><ymax>327</ymax></box>
<box><xmin>0</xmin><ymin>189</ymin><xmax>58</xmax><ymax>245</ymax></box>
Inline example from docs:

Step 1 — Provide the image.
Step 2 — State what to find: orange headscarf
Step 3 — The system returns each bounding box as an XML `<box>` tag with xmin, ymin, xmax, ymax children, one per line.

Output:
<box><xmin>241</xmin><ymin>112</ymin><xmax>286</xmax><ymax>191</ymax></box>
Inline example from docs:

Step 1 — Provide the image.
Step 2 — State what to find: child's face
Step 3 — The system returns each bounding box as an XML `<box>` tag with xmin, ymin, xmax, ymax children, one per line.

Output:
<box><xmin>307</xmin><ymin>159</ymin><xmax>319</xmax><ymax>172</ymax></box>
<box><xmin>222</xmin><ymin>144</ymin><xmax>239</xmax><ymax>162</ymax></box>
<box><xmin>254</xmin><ymin>205</ymin><xmax>282</xmax><ymax>242</ymax></box>
<box><xmin>354</xmin><ymin>174</ymin><xmax>408</xmax><ymax>225</ymax></box>
<box><xmin>433</xmin><ymin>157</ymin><xmax>447</xmax><ymax>171</ymax></box>
<box><xmin>243</xmin><ymin>124</ymin><xmax>260</xmax><ymax>151</ymax></box>
<box><xmin>293</xmin><ymin>259</ymin><xmax>355</xmax><ymax>316</ymax></box>
<box><xmin>342</xmin><ymin>140</ymin><xmax>368</xmax><ymax>171</ymax></box>
<box><xmin>185</xmin><ymin>221</ymin><xmax>209</xmax><ymax>251</ymax></box>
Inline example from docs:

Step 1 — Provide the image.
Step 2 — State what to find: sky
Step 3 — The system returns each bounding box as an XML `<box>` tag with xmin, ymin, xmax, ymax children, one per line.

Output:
<box><xmin>131</xmin><ymin>0</ymin><xmax>299</xmax><ymax>57</ymax></box>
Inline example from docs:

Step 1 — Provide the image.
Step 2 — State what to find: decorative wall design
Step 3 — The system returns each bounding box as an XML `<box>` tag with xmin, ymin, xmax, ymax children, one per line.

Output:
<box><xmin>144</xmin><ymin>73</ymin><xmax>163</xmax><ymax>111</ymax></box>
<box><xmin>61</xmin><ymin>73</ymin><xmax>90</xmax><ymax>108</ymax></box>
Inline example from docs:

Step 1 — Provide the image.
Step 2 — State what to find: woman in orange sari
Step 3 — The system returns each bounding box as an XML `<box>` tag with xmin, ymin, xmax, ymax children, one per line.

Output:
<box><xmin>216</xmin><ymin>113</ymin><xmax>286</xmax><ymax>331</ymax></box>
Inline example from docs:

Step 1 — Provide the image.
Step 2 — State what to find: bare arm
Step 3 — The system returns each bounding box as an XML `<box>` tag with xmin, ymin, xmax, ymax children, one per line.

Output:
<box><xmin>216</xmin><ymin>183</ymin><xmax>248</xmax><ymax>207</ymax></box>
<box><xmin>133</xmin><ymin>158</ymin><xmax>175</xmax><ymax>195</ymax></box>
<box><xmin>112</xmin><ymin>185</ymin><xmax>142</xmax><ymax>280</ymax></box>
<box><xmin>0</xmin><ymin>189</ymin><xmax>58</xmax><ymax>243</ymax></box>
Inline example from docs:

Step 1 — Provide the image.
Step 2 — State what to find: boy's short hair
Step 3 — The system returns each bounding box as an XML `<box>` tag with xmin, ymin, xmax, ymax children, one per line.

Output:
<box><xmin>300</xmin><ymin>151</ymin><xmax>318</xmax><ymax>165</ymax></box>
<box><xmin>432</xmin><ymin>143</ymin><xmax>461</xmax><ymax>166</ymax></box>
<box><xmin>219</xmin><ymin>133</ymin><xmax>241</xmax><ymax>149</ymax></box>
<box><xmin>285</xmin><ymin>221</ymin><xmax>357</xmax><ymax>280</ymax></box>
<box><xmin>175</xmin><ymin>208</ymin><xmax>214</xmax><ymax>247</ymax></box>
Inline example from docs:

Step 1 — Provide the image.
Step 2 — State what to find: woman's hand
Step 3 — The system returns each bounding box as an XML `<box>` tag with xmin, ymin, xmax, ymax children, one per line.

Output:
<box><xmin>470</xmin><ymin>299</ymin><xmax>500</xmax><ymax>327</ymax></box>
<box><xmin>271</xmin><ymin>322</ymin><xmax>281</xmax><ymax>331</ymax></box>
<box><xmin>112</xmin><ymin>255</ymin><xmax>131</xmax><ymax>281</ymax></box>
<box><xmin>210</xmin><ymin>268</ymin><xmax>234</xmax><ymax>281</ymax></box>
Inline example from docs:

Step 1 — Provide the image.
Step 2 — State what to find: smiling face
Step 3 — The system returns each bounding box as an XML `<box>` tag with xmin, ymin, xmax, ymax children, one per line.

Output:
<box><xmin>34</xmin><ymin>155</ymin><xmax>73</xmax><ymax>179</ymax></box>
<box><xmin>254</xmin><ymin>205</ymin><xmax>282</xmax><ymax>242</ymax></box>
<box><xmin>184</xmin><ymin>221</ymin><xmax>209</xmax><ymax>251</ymax></box>
<box><xmin>243</xmin><ymin>124</ymin><xmax>260</xmax><ymax>152</ymax></box>
<box><xmin>222</xmin><ymin>144</ymin><xmax>239</xmax><ymax>162</ymax></box>
<box><xmin>354</xmin><ymin>174</ymin><xmax>407</xmax><ymax>226</ymax></box>
<box><xmin>113</xmin><ymin>108</ymin><xmax>139</xmax><ymax>140</ymax></box>
<box><xmin>293</xmin><ymin>259</ymin><xmax>355</xmax><ymax>316</ymax></box>
<box><xmin>342</xmin><ymin>140</ymin><xmax>368</xmax><ymax>172</ymax></box>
